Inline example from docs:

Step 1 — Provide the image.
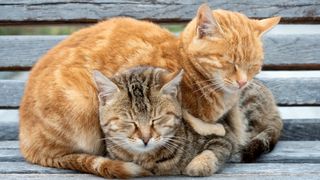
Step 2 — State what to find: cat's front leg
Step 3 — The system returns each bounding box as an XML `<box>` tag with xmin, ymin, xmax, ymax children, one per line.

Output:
<box><xmin>183</xmin><ymin>150</ymin><xmax>219</xmax><ymax>176</ymax></box>
<box><xmin>183</xmin><ymin>110</ymin><xmax>226</xmax><ymax>136</ymax></box>
<box><xmin>184</xmin><ymin>128</ymin><xmax>236</xmax><ymax>176</ymax></box>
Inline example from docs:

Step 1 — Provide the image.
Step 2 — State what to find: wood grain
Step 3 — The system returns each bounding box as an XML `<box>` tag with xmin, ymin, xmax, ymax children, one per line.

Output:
<box><xmin>0</xmin><ymin>80</ymin><xmax>25</xmax><ymax>109</ymax></box>
<box><xmin>1</xmin><ymin>174</ymin><xmax>320</xmax><ymax>180</ymax></box>
<box><xmin>281</xmin><ymin>119</ymin><xmax>320</xmax><ymax>141</ymax></box>
<box><xmin>1</xmin><ymin>117</ymin><xmax>320</xmax><ymax>141</ymax></box>
<box><xmin>1</xmin><ymin>141</ymin><xmax>320</xmax><ymax>163</ymax></box>
<box><xmin>0</xmin><ymin>162</ymin><xmax>320</xmax><ymax>178</ymax></box>
<box><xmin>3</xmin><ymin>107</ymin><xmax>320</xmax><ymax>141</ymax></box>
<box><xmin>259</xmin><ymin>77</ymin><xmax>320</xmax><ymax>105</ymax></box>
<box><xmin>1</xmin><ymin>72</ymin><xmax>319</xmax><ymax>108</ymax></box>
<box><xmin>0</xmin><ymin>0</ymin><xmax>319</xmax><ymax>23</ymax></box>
<box><xmin>1</xmin><ymin>25</ymin><xmax>320</xmax><ymax>70</ymax></box>
<box><xmin>0</xmin><ymin>36</ymin><xmax>65</xmax><ymax>70</ymax></box>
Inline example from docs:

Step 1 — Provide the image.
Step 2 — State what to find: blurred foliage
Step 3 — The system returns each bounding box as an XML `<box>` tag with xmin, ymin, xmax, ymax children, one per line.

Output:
<box><xmin>161</xmin><ymin>23</ymin><xmax>185</xmax><ymax>33</ymax></box>
<box><xmin>0</xmin><ymin>23</ymin><xmax>185</xmax><ymax>35</ymax></box>
<box><xmin>0</xmin><ymin>25</ymin><xmax>86</xmax><ymax>35</ymax></box>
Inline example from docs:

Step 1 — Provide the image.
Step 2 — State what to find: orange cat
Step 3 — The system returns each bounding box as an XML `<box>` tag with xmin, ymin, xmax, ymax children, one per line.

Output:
<box><xmin>20</xmin><ymin>4</ymin><xmax>282</xmax><ymax>178</ymax></box>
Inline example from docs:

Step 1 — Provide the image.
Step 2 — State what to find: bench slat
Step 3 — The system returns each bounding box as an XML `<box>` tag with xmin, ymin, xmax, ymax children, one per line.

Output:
<box><xmin>0</xmin><ymin>36</ymin><xmax>65</xmax><ymax>70</ymax></box>
<box><xmin>0</xmin><ymin>162</ymin><xmax>319</xmax><ymax>178</ymax></box>
<box><xmin>1</xmin><ymin>116</ymin><xmax>319</xmax><ymax>141</ymax></box>
<box><xmin>1</xmin><ymin>141</ymin><xmax>320</xmax><ymax>163</ymax></box>
<box><xmin>1</xmin><ymin>72</ymin><xmax>319</xmax><ymax>108</ymax></box>
<box><xmin>259</xmin><ymin>77</ymin><xmax>320</xmax><ymax>105</ymax></box>
<box><xmin>0</xmin><ymin>80</ymin><xmax>25</xmax><ymax>109</ymax></box>
<box><xmin>1</xmin><ymin>174</ymin><xmax>102</xmax><ymax>180</ymax></box>
<box><xmin>0</xmin><ymin>0</ymin><xmax>319</xmax><ymax>23</ymax></box>
<box><xmin>1</xmin><ymin>174</ymin><xmax>320</xmax><ymax>180</ymax></box>
<box><xmin>281</xmin><ymin>119</ymin><xmax>320</xmax><ymax>141</ymax></box>
<box><xmin>1</xmin><ymin>25</ymin><xmax>320</xmax><ymax>70</ymax></box>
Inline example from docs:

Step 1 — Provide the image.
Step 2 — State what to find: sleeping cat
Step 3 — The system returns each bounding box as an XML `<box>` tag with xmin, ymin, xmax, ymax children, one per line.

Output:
<box><xmin>20</xmin><ymin>3</ymin><xmax>282</xmax><ymax>178</ymax></box>
<box><xmin>93</xmin><ymin>66</ymin><xmax>235</xmax><ymax>176</ymax></box>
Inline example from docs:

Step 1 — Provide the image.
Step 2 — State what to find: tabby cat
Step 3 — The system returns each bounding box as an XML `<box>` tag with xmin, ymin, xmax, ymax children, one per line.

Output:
<box><xmin>20</xmin><ymin>3</ymin><xmax>282</xmax><ymax>178</ymax></box>
<box><xmin>94</xmin><ymin>66</ymin><xmax>236</xmax><ymax>176</ymax></box>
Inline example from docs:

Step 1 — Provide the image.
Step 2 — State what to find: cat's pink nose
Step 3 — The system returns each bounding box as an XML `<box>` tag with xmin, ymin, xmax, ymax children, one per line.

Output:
<box><xmin>142</xmin><ymin>137</ymin><xmax>150</xmax><ymax>146</ymax></box>
<box><xmin>237</xmin><ymin>80</ymin><xmax>247</xmax><ymax>88</ymax></box>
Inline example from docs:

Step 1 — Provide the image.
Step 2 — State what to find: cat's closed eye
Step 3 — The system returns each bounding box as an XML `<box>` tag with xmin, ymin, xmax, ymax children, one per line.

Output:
<box><xmin>153</xmin><ymin>114</ymin><xmax>178</xmax><ymax>129</ymax></box>
<box><xmin>121</xmin><ymin>120</ymin><xmax>138</xmax><ymax>130</ymax></box>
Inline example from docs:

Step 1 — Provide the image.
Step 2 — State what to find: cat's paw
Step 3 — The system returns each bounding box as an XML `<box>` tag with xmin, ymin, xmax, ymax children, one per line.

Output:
<box><xmin>99</xmin><ymin>159</ymin><xmax>152</xmax><ymax>178</ymax></box>
<box><xmin>213</xmin><ymin>123</ymin><xmax>226</xmax><ymax>136</ymax></box>
<box><xmin>184</xmin><ymin>150</ymin><xmax>219</xmax><ymax>176</ymax></box>
<box><xmin>122</xmin><ymin>162</ymin><xmax>153</xmax><ymax>177</ymax></box>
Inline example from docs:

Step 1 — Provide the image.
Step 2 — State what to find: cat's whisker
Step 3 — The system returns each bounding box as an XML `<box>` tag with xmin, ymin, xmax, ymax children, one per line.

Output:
<box><xmin>102</xmin><ymin>137</ymin><xmax>125</xmax><ymax>142</ymax></box>
<box><xmin>167</xmin><ymin>138</ymin><xmax>187</xmax><ymax>144</ymax></box>
<box><xmin>165</xmin><ymin>141</ymin><xmax>191</xmax><ymax>155</ymax></box>
<box><xmin>192</xmin><ymin>83</ymin><xmax>214</xmax><ymax>93</ymax></box>
<box><xmin>190</xmin><ymin>78</ymin><xmax>219</xmax><ymax>86</ymax></box>
<box><xmin>162</xmin><ymin>143</ymin><xmax>175</xmax><ymax>155</ymax></box>
<box><xmin>191</xmin><ymin>78</ymin><xmax>223</xmax><ymax>93</ymax></box>
<box><xmin>163</xmin><ymin>136</ymin><xmax>189</xmax><ymax>143</ymax></box>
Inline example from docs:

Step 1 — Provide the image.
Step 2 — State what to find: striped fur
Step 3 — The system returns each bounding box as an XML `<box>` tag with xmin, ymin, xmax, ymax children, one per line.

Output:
<box><xmin>96</xmin><ymin>66</ymin><xmax>238</xmax><ymax>176</ymax></box>
<box><xmin>19</xmin><ymin>3</ymin><xmax>282</xmax><ymax>178</ymax></box>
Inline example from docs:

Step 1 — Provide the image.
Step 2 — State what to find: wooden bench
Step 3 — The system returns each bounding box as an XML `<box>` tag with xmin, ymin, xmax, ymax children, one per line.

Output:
<box><xmin>1</xmin><ymin>1</ymin><xmax>320</xmax><ymax>179</ymax></box>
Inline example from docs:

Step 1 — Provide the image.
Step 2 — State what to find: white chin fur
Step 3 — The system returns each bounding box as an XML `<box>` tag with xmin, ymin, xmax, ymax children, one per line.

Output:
<box><xmin>129</xmin><ymin>138</ymin><xmax>160</xmax><ymax>153</ymax></box>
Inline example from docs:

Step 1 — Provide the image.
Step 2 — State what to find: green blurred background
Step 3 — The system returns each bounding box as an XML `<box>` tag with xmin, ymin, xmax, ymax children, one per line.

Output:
<box><xmin>0</xmin><ymin>24</ymin><xmax>185</xmax><ymax>35</ymax></box>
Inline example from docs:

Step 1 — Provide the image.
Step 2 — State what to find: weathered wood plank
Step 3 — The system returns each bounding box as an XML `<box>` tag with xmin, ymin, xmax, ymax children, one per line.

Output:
<box><xmin>0</xmin><ymin>162</ymin><xmax>75</xmax><ymax>174</ymax></box>
<box><xmin>0</xmin><ymin>80</ymin><xmax>25</xmax><ymax>109</ymax></box>
<box><xmin>256</xmin><ymin>71</ymin><xmax>320</xmax><ymax>105</ymax></box>
<box><xmin>0</xmin><ymin>120</ymin><xmax>18</xmax><ymax>140</ymax></box>
<box><xmin>1</xmin><ymin>174</ymin><xmax>320</xmax><ymax>180</ymax></box>
<box><xmin>1</xmin><ymin>72</ymin><xmax>319</xmax><ymax>108</ymax></box>
<box><xmin>2</xmin><ymin>141</ymin><xmax>320</xmax><ymax>163</ymax></box>
<box><xmin>0</xmin><ymin>162</ymin><xmax>320</xmax><ymax>178</ymax></box>
<box><xmin>0</xmin><ymin>36</ymin><xmax>65</xmax><ymax>70</ymax></box>
<box><xmin>278</xmin><ymin>106</ymin><xmax>320</xmax><ymax>140</ymax></box>
<box><xmin>2</xmin><ymin>118</ymin><xmax>319</xmax><ymax>141</ymax></box>
<box><xmin>259</xmin><ymin>77</ymin><xmax>320</xmax><ymax>105</ymax></box>
<box><xmin>281</xmin><ymin>119</ymin><xmax>320</xmax><ymax>141</ymax></box>
<box><xmin>2</xmin><ymin>119</ymin><xmax>319</xmax><ymax>141</ymax></box>
<box><xmin>2</xmin><ymin>109</ymin><xmax>320</xmax><ymax>141</ymax></box>
<box><xmin>0</xmin><ymin>141</ymin><xmax>18</xmax><ymax>149</ymax></box>
<box><xmin>0</xmin><ymin>0</ymin><xmax>319</xmax><ymax>23</ymax></box>
<box><xmin>1</xmin><ymin>25</ymin><xmax>320</xmax><ymax>70</ymax></box>
<box><xmin>0</xmin><ymin>174</ymin><xmax>103</xmax><ymax>180</ymax></box>
<box><xmin>257</xmin><ymin>141</ymin><xmax>320</xmax><ymax>163</ymax></box>
<box><xmin>0</xmin><ymin>149</ymin><xmax>24</xmax><ymax>162</ymax></box>
<box><xmin>263</xmin><ymin>25</ymin><xmax>320</xmax><ymax>69</ymax></box>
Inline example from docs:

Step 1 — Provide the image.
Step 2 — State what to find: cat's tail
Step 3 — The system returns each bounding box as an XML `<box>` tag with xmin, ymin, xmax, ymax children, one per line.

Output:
<box><xmin>25</xmin><ymin>153</ymin><xmax>151</xmax><ymax>178</ymax></box>
<box><xmin>240</xmin><ymin>80</ymin><xmax>283</xmax><ymax>163</ymax></box>
<box><xmin>241</xmin><ymin>123</ymin><xmax>282</xmax><ymax>162</ymax></box>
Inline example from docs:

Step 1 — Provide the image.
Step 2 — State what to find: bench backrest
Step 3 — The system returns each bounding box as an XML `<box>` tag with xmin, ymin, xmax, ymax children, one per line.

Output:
<box><xmin>0</xmin><ymin>1</ymin><xmax>319</xmax><ymax>141</ymax></box>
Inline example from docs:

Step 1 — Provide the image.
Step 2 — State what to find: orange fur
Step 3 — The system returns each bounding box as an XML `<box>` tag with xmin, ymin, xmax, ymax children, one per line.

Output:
<box><xmin>20</xmin><ymin>4</ymin><xmax>280</xmax><ymax>178</ymax></box>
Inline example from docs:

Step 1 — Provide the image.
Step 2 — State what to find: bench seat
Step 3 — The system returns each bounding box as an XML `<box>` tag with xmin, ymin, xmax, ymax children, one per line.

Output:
<box><xmin>0</xmin><ymin>141</ymin><xmax>320</xmax><ymax>179</ymax></box>
<box><xmin>0</xmin><ymin>1</ymin><xmax>319</xmax><ymax>179</ymax></box>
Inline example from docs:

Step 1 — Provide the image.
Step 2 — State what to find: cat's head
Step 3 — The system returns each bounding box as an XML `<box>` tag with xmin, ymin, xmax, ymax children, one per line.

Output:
<box><xmin>93</xmin><ymin>67</ymin><xmax>184</xmax><ymax>154</ymax></box>
<box><xmin>181</xmin><ymin>4</ymin><xmax>280</xmax><ymax>92</ymax></box>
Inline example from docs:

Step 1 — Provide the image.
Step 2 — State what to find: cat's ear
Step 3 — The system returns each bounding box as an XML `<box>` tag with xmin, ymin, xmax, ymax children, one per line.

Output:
<box><xmin>161</xmin><ymin>70</ymin><xmax>184</xmax><ymax>98</ymax></box>
<box><xmin>255</xmin><ymin>16</ymin><xmax>281</xmax><ymax>37</ymax></box>
<box><xmin>93</xmin><ymin>70</ymin><xmax>119</xmax><ymax>105</ymax></box>
<box><xmin>196</xmin><ymin>4</ymin><xmax>218</xmax><ymax>39</ymax></box>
